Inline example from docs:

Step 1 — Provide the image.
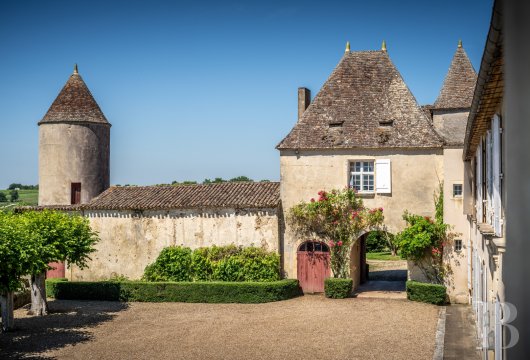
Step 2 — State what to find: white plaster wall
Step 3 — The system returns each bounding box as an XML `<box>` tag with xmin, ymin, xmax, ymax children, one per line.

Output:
<box><xmin>442</xmin><ymin>147</ymin><xmax>470</xmax><ymax>303</ymax></box>
<box><xmin>69</xmin><ymin>208</ymin><xmax>279</xmax><ymax>281</ymax></box>
<box><xmin>280</xmin><ymin>148</ymin><xmax>444</xmax><ymax>280</ymax></box>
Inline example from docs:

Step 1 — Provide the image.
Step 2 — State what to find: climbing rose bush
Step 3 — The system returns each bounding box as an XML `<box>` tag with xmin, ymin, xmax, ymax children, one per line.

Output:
<box><xmin>288</xmin><ymin>188</ymin><xmax>383</xmax><ymax>278</ymax></box>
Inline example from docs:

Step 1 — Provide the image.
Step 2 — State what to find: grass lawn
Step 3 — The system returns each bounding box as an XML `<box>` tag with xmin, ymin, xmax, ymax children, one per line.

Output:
<box><xmin>366</xmin><ymin>251</ymin><xmax>402</xmax><ymax>261</ymax></box>
<box><xmin>0</xmin><ymin>189</ymin><xmax>38</xmax><ymax>209</ymax></box>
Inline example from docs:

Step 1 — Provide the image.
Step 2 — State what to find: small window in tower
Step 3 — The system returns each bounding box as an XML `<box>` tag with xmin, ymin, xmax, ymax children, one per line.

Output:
<box><xmin>453</xmin><ymin>184</ymin><xmax>463</xmax><ymax>197</ymax></box>
<box><xmin>454</xmin><ymin>239</ymin><xmax>463</xmax><ymax>252</ymax></box>
<box><xmin>71</xmin><ymin>183</ymin><xmax>81</xmax><ymax>205</ymax></box>
<box><xmin>329</xmin><ymin>121</ymin><xmax>344</xmax><ymax>128</ymax></box>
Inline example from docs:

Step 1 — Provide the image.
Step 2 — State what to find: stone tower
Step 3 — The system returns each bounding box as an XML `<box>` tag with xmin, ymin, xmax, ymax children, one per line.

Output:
<box><xmin>38</xmin><ymin>65</ymin><xmax>110</xmax><ymax>206</ymax></box>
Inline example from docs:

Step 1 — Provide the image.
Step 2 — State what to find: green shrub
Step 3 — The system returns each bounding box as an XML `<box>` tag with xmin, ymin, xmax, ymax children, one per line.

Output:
<box><xmin>366</xmin><ymin>231</ymin><xmax>388</xmax><ymax>252</ymax></box>
<box><xmin>191</xmin><ymin>247</ymin><xmax>213</xmax><ymax>281</ymax></box>
<box><xmin>324</xmin><ymin>278</ymin><xmax>353</xmax><ymax>299</ymax></box>
<box><xmin>143</xmin><ymin>246</ymin><xmax>192</xmax><ymax>282</ymax></box>
<box><xmin>406</xmin><ymin>281</ymin><xmax>447</xmax><ymax>305</ymax></box>
<box><xmin>45</xmin><ymin>277</ymin><xmax>68</xmax><ymax>298</ymax></box>
<box><xmin>45</xmin><ymin>279</ymin><xmax>301</xmax><ymax>303</ymax></box>
<box><xmin>145</xmin><ymin>245</ymin><xmax>281</xmax><ymax>283</ymax></box>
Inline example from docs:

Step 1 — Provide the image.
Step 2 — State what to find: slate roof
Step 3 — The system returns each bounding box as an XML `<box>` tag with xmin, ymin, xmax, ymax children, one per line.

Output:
<box><xmin>277</xmin><ymin>50</ymin><xmax>444</xmax><ymax>150</ymax></box>
<box><xmin>39</xmin><ymin>68</ymin><xmax>110</xmax><ymax>125</ymax></box>
<box><xmin>82</xmin><ymin>182</ymin><xmax>281</xmax><ymax>210</ymax></box>
<box><xmin>433</xmin><ymin>45</ymin><xmax>478</xmax><ymax>110</ymax></box>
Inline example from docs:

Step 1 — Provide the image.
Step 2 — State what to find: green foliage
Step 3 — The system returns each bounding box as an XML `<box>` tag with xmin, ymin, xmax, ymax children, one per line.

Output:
<box><xmin>23</xmin><ymin>210</ymin><xmax>99</xmax><ymax>275</ymax></box>
<box><xmin>324</xmin><ymin>278</ymin><xmax>353</xmax><ymax>299</ymax></box>
<box><xmin>366</xmin><ymin>231</ymin><xmax>388</xmax><ymax>252</ymax></box>
<box><xmin>396</xmin><ymin>213</ymin><xmax>447</xmax><ymax>262</ymax></box>
<box><xmin>202</xmin><ymin>177</ymin><xmax>227</xmax><ymax>184</ymax></box>
<box><xmin>45</xmin><ymin>278</ymin><xmax>68</xmax><ymax>298</ymax></box>
<box><xmin>228</xmin><ymin>176</ymin><xmax>253</xmax><ymax>182</ymax></box>
<box><xmin>8</xmin><ymin>184</ymin><xmax>38</xmax><ymax>190</ymax></box>
<box><xmin>0</xmin><ymin>192</ymin><xmax>7</xmax><ymax>202</ymax></box>
<box><xmin>365</xmin><ymin>252</ymin><xmax>401</xmax><ymax>261</ymax></box>
<box><xmin>144</xmin><ymin>245</ymin><xmax>280</xmax><ymax>282</ymax></box>
<box><xmin>435</xmin><ymin>182</ymin><xmax>444</xmax><ymax>223</ymax></box>
<box><xmin>10</xmin><ymin>189</ymin><xmax>19</xmax><ymax>202</ymax></box>
<box><xmin>406</xmin><ymin>281</ymin><xmax>447</xmax><ymax>305</ymax></box>
<box><xmin>288</xmin><ymin>188</ymin><xmax>383</xmax><ymax>278</ymax></box>
<box><xmin>46</xmin><ymin>279</ymin><xmax>301</xmax><ymax>303</ymax></box>
<box><xmin>143</xmin><ymin>246</ymin><xmax>193</xmax><ymax>282</ymax></box>
<box><xmin>0</xmin><ymin>212</ymin><xmax>37</xmax><ymax>293</ymax></box>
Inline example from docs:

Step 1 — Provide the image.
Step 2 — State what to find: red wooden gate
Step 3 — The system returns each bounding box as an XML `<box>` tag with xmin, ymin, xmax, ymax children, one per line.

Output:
<box><xmin>297</xmin><ymin>241</ymin><xmax>331</xmax><ymax>293</ymax></box>
<box><xmin>46</xmin><ymin>262</ymin><xmax>65</xmax><ymax>278</ymax></box>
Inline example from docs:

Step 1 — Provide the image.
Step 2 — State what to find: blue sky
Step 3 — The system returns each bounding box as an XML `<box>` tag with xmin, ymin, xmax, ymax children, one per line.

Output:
<box><xmin>0</xmin><ymin>0</ymin><xmax>493</xmax><ymax>188</ymax></box>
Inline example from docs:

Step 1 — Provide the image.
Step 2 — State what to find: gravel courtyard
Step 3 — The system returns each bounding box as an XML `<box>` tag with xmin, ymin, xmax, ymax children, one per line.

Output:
<box><xmin>1</xmin><ymin>296</ymin><xmax>440</xmax><ymax>360</ymax></box>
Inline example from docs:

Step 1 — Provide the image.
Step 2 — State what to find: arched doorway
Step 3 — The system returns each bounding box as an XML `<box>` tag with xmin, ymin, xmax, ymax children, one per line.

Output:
<box><xmin>297</xmin><ymin>241</ymin><xmax>331</xmax><ymax>293</ymax></box>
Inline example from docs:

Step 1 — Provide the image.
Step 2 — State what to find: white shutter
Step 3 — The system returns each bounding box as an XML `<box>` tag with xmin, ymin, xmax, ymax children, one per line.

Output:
<box><xmin>476</xmin><ymin>142</ymin><xmax>483</xmax><ymax>222</ymax></box>
<box><xmin>486</xmin><ymin>131</ymin><xmax>493</xmax><ymax>224</ymax></box>
<box><xmin>492</xmin><ymin>115</ymin><xmax>502</xmax><ymax>236</ymax></box>
<box><xmin>375</xmin><ymin>159</ymin><xmax>391</xmax><ymax>194</ymax></box>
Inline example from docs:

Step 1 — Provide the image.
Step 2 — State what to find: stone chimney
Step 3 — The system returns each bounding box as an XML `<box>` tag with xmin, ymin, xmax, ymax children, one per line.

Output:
<box><xmin>298</xmin><ymin>87</ymin><xmax>311</xmax><ymax>121</ymax></box>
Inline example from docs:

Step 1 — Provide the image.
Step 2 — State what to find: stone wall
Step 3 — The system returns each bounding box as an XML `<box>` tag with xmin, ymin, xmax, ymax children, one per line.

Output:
<box><xmin>39</xmin><ymin>123</ymin><xmax>110</xmax><ymax>206</ymax></box>
<box><xmin>68</xmin><ymin>207</ymin><xmax>280</xmax><ymax>281</ymax></box>
<box><xmin>279</xmin><ymin>148</ymin><xmax>444</xmax><ymax>280</ymax></box>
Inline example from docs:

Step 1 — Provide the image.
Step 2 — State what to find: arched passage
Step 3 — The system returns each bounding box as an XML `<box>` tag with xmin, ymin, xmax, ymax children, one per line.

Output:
<box><xmin>297</xmin><ymin>241</ymin><xmax>330</xmax><ymax>293</ymax></box>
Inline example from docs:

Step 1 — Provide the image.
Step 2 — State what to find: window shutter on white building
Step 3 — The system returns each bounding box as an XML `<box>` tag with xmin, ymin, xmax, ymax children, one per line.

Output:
<box><xmin>375</xmin><ymin>159</ymin><xmax>391</xmax><ymax>194</ymax></box>
<box><xmin>476</xmin><ymin>142</ymin><xmax>483</xmax><ymax>222</ymax></box>
<box><xmin>486</xmin><ymin>131</ymin><xmax>493</xmax><ymax>224</ymax></box>
<box><xmin>492</xmin><ymin>115</ymin><xmax>502</xmax><ymax>236</ymax></box>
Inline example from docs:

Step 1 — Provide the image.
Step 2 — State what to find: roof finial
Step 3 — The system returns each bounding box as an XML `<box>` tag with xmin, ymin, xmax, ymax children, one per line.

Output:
<box><xmin>345</xmin><ymin>41</ymin><xmax>350</xmax><ymax>53</ymax></box>
<box><xmin>458</xmin><ymin>39</ymin><xmax>462</xmax><ymax>48</ymax></box>
<box><xmin>381</xmin><ymin>40</ymin><xmax>387</xmax><ymax>52</ymax></box>
<box><xmin>74</xmin><ymin>63</ymin><xmax>78</xmax><ymax>74</ymax></box>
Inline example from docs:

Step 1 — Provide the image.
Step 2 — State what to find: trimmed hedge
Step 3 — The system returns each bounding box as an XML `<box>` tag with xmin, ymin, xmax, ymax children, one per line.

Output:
<box><xmin>45</xmin><ymin>277</ymin><xmax>68</xmax><ymax>298</ymax></box>
<box><xmin>324</xmin><ymin>278</ymin><xmax>353</xmax><ymax>299</ymax></box>
<box><xmin>45</xmin><ymin>279</ymin><xmax>301</xmax><ymax>303</ymax></box>
<box><xmin>406</xmin><ymin>281</ymin><xmax>447</xmax><ymax>305</ymax></box>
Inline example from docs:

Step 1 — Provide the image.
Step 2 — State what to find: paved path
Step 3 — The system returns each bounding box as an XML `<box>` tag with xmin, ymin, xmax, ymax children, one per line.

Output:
<box><xmin>354</xmin><ymin>280</ymin><xmax>407</xmax><ymax>299</ymax></box>
<box><xmin>443</xmin><ymin>305</ymin><xmax>481</xmax><ymax>359</ymax></box>
<box><xmin>2</xmin><ymin>296</ymin><xmax>439</xmax><ymax>360</ymax></box>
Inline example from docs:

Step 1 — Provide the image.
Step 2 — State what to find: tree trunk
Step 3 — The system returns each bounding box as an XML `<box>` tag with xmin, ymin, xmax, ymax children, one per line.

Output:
<box><xmin>0</xmin><ymin>292</ymin><xmax>14</xmax><ymax>332</ymax></box>
<box><xmin>29</xmin><ymin>272</ymin><xmax>48</xmax><ymax>316</ymax></box>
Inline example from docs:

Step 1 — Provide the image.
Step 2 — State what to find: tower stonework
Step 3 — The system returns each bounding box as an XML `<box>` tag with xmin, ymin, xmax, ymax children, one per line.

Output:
<box><xmin>38</xmin><ymin>66</ymin><xmax>110</xmax><ymax>206</ymax></box>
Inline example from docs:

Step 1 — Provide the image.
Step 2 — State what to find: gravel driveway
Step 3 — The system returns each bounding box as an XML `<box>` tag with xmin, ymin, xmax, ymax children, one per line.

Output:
<box><xmin>1</xmin><ymin>296</ymin><xmax>439</xmax><ymax>360</ymax></box>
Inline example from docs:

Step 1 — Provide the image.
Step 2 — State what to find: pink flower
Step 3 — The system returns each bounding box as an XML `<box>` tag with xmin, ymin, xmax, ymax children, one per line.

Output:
<box><xmin>329</xmin><ymin>242</ymin><xmax>335</xmax><ymax>248</ymax></box>
<box><xmin>310</xmin><ymin>198</ymin><xmax>315</xmax><ymax>202</ymax></box>
<box><xmin>337</xmin><ymin>241</ymin><xmax>343</xmax><ymax>246</ymax></box>
<box><xmin>379</xmin><ymin>207</ymin><xmax>383</xmax><ymax>212</ymax></box>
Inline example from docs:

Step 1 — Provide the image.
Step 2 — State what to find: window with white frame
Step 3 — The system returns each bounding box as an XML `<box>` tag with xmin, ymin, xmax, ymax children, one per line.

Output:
<box><xmin>349</xmin><ymin>161</ymin><xmax>374</xmax><ymax>192</ymax></box>
<box><xmin>453</xmin><ymin>184</ymin><xmax>463</xmax><ymax>197</ymax></box>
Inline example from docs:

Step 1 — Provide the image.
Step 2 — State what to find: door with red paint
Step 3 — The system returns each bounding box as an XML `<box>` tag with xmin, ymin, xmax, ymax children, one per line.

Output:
<box><xmin>297</xmin><ymin>241</ymin><xmax>331</xmax><ymax>293</ymax></box>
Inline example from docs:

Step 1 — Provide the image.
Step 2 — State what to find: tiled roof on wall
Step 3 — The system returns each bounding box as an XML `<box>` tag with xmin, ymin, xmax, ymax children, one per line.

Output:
<box><xmin>277</xmin><ymin>49</ymin><xmax>444</xmax><ymax>150</ymax></box>
<box><xmin>39</xmin><ymin>66</ymin><xmax>110</xmax><ymax>125</ymax></box>
<box><xmin>433</xmin><ymin>44</ymin><xmax>478</xmax><ymax>110</ymax></box>
<box><xmin>82</xmin><ymin>182</ymin><xmax>280</xmax><ymax>210</ymax></box>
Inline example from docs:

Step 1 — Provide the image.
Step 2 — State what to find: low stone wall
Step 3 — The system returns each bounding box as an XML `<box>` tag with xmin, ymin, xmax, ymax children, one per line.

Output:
<box><xmin>69</xmin><ymin>207</ymin><xmax>280</xmax><ymax>281</ymax></box>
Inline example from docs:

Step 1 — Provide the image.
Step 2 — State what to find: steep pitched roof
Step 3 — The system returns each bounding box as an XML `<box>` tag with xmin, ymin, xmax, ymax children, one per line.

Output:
<box><xmin>277</xmin><ymin>50</ymin><xmax>443</xmax><ymax>150</ymax></box>
<box><xmin>81</xmin><ymin>182</ymin><xmax>280</xmax><ymax>210</ymax></box>
<box><xmin>433</xmin><ymin>44</ymin><xmax>478</xmax><ymax>109</ymax></box>
<box><xmin>39</xmin><ymin>67</ymin><xmax>110</xmax><ymax>125</ymax></box>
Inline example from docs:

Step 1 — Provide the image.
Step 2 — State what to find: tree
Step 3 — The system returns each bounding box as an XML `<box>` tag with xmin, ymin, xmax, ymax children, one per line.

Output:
<box><xmin>9</xmin><ymin>189</ymin><xmax>19</xmax><ymax>202</ymax></box>
<box><xmin>0</xmin><ymin>192</ymin><xmax>7</xmax><ymax>202</ymax></box>
<box><xmin>288</xmin><ymin>188</ymin><xmax>383</xmax><ymax>278</ymax></box>
<box><xmin>0</xmin><ymin>212</ymin><xmax>37</xmax><ymax>331</ymax></box>
<box><xmin>23</xmin><ymin>210</ymin><xmax>99</xmax><ymax>315</ymax></box>
<box><xmin>229</xmin><ymin>176</ymin><xmax>253</xmax><ymax>182</ymax></box>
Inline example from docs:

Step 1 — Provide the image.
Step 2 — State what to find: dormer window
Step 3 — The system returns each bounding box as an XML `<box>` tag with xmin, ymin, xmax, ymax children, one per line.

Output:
<box><xmin>329</xmin><ymin>121</ymin><xmax>344</xmax><ymax>128</ymax></box>
<box><xmin>379</xmin><ymin>119</ymin><xmax>394</xmax><ymax>127</ymax></box>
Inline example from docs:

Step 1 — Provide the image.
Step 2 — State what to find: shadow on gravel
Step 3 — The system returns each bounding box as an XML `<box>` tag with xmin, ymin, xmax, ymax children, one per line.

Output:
<box><xmin>0</xmin><ymin>300</ymin><xmax>128</xmax><ymax>359</ymax></box>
